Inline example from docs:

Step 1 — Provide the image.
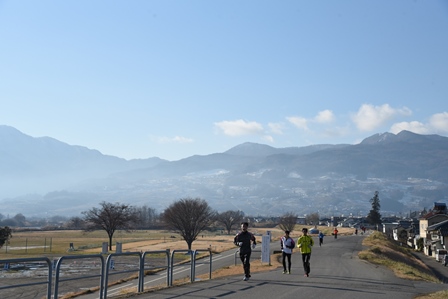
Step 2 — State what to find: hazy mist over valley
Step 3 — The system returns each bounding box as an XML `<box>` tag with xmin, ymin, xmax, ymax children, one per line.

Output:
<box><xmin>1</xmin><ymin>125</ymin><xmax>447</xmax><ymax>219</ymax></box>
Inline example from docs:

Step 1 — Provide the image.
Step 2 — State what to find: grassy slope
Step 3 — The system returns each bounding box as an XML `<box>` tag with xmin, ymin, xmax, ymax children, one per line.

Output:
<box><xmin>358</xmin><ymin>231</ymin><xmax>448</xmax><ymax>299</ymax></box>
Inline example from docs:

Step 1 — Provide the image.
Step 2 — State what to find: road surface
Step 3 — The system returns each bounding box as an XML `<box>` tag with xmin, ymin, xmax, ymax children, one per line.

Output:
<box><xmin>123</xmin><ymin>234</ymin><xmax>447</xmax><ymax>299</ymax></box>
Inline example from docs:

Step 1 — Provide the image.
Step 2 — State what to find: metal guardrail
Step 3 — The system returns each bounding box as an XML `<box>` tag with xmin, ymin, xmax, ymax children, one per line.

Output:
<box><xmin>0</xmin><ymin>257</ymin><xmax>52</xmax><ymax>299</ymax></box>
<box><xmin>140</xmin><ymin>249</ymin><xmax>170</xmax><ymax>292</ymax></box>
<box><xmin>169</xmin><ymin>249</ymin><xmax>212</xmax><ymax>286</ymax></box>
<box><xmin>1</xmin><ymin>248</ymin><xmax>213</xmax><ymax>298</ymax></box>
<box><xmin>192</xmin><ymin>249</ymin><xmax>212</xmax><ymax>281</ymax></box>
<box><xmin>104</xmin><ymin>252</ymin><xmax>141</xmax><ymax>298</ymax></box>
<box><xmin>169</xmin><ymin>249</ymin><xmax>194</xmax><ymax>286</ymax></box>
<box><xmin>54</xmin><ymin>254</ymin><xmax>105</xmax><ymax>299</ymax></box>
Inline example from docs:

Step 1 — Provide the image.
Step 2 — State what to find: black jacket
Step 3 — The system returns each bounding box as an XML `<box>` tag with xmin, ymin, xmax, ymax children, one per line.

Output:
<box><xmin>234</xmin><ymin>230</ymin><xmax>256</xmax><ymax>253</ymax></box>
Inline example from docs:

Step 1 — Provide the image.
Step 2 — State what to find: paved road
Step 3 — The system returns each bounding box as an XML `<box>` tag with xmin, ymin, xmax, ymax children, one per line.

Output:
<box><xmin>122</xmin><ymin>234</ymin><xmax>447</xmax><ymax>299</ymax></box>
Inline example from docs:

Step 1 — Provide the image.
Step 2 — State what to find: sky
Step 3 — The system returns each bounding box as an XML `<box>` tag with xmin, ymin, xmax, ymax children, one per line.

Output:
<box><xmin>1</xmin><ymin>1</ymin><xmax>447</xmax><ymax>161</ymax></box>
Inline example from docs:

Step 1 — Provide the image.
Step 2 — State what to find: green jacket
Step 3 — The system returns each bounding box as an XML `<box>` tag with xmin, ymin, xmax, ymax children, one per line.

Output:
<box><xmin>297</xmin><ymin>235</ymin><xmax>314</xmax><ymax>254</ymax></box>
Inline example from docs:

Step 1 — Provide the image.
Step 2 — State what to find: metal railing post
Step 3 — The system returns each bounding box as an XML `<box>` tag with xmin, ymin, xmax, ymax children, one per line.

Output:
<box><xmin>170</xmin><ymin>249</ymin><xmax>194</xmax><ymax>286</ymax></box>
<box><xmin>104</xmin><ymin>252</ymin><xmax>141</xmax><ymax>299</ymax></box>
<box><xmin>54</xmin><ymin>254</ymin><xmax>105</xmax><ymax>299</ymax></box>
<box><xmin>0</xmin><ymin>257</ymin><xmax>52</xmax><ymax>299</ymax></box>
<box><xmin>140</xmin><ymin>249</ymin><xmax>170</xmax><ymax>292</ymax></box>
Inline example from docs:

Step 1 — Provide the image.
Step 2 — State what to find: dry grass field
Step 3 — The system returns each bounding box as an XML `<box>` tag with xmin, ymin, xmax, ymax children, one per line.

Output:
<box><xmin>0</xmin><ymin>225</ymin><xmax>355</xmax><ymax>259</ymax></box>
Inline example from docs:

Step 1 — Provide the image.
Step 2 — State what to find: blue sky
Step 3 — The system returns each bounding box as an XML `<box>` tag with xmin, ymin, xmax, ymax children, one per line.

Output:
<box><xmin>1</xmin><ymin>1</ymin><xmax>447</xmax><ymax>161</ymax></box>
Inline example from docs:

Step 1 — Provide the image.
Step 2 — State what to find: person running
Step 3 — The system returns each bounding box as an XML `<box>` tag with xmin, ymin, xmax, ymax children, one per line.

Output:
<box><xmin>280</xmin><ymin>230</ymin><xmax>295</xmax><ymax>274</ymax></box>
<box><xmin>318</xmin><ymin>231</ymin><xmax>324</xmax><ymax>246</ymax></box>
<box><xmin>297</xmin><ymin>227</ymin><xmax>314</xmax><ymax>277</ymax></box>
<box><xmin>234</xmin><ymin>222</ymin><xmax>257</xmax><ymax>281</ymax></box>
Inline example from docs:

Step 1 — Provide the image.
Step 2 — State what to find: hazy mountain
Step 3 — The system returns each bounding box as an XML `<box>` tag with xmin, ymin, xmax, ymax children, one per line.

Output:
<box><xmin>223</xmin><ymin>142</ymin><xmax>348</xmax><ymax>157</ymax></box>
<box><xmin>0</xmin><ymin>125</ymin><xmax>165</xmax><ymax>197</ymax></box>
<box><xmin>1</xmin><ymin>125</ymin><xmax>447</xmax><ymax>218</ymax></box>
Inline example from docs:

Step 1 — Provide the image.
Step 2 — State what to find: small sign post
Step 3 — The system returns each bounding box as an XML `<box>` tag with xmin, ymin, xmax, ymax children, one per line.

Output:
<box><xmin>261</xmin><ymin>235</ymin><xmax>271</xmax><ymax>265</ymax></box>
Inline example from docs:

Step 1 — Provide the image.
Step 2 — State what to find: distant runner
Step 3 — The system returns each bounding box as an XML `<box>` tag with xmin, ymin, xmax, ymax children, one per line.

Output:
<box><xmin>318</xmin><ymin>231</ymin><xmax>324</xmax><ymax>246</ymax></box>
<box><xmin>333</xmin><ymin>227</ymin><xmax>338</xmax><ymax>239</ymax></box>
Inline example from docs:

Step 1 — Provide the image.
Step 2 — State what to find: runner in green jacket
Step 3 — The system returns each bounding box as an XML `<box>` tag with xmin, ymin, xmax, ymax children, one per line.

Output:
<box><xmin>297</xmin><ymin>227</ymin><xmax>314</xmax><ymax>277</ymax></box>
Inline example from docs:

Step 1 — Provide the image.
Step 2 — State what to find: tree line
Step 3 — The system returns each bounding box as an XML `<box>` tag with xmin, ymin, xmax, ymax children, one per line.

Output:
<box><xmin>0</xmin><ymin>197</ymin><xmax>299</xmax><ymax>251</ymax></box>
<box><xmin>1</xmin><ymin>192</ymin><xmax>383</xmax><ymax>251</ymax></box>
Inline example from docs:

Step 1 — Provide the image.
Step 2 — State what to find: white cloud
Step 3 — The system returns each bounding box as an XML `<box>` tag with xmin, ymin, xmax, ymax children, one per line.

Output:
<box><xmin>214</xmin><ymin>119</ymin><xmax>264</xmax><ymax>137</ymax></box>
<box><xmin>389</xmin><ymin>112</ymin><xmax>448</xmax><ymax>135</ymax></box>
<box><xmin>314</xmin><ymin>109</ymin><xmax>335</xmax><ymax>124</ymax></box>
<box><xmin>352</xmin><ymin>104</ymin><xmax>412</xmax><ymax>131</ymax></box>
<box><xmin>286</xmin><ymin>116</ymin><xmax>308</xmax><ymax>130</ymax></box>
<box><xmin>286</xmin><ymin>110</ymin><xmax>333</xmax><ymax>133</ymax></box>
<box><xmin>268</xmin><ymin>122</ymin><xmax>284</xmax><ymax>135</ymax></box>
<box><xmin>390</xmin><ymin>121</ymin><xmax>429</xmax><ymax>134</ymax></box>
<box><xmin>262</xmin><ymin>135</ymin><xmax>274</xmax><ymax>143</ymax></box>
<box><xmin>152</xmin><ymin>136</ymin><xmax>194</xmax><ymax>144</ymax></box>
<box><xmin>429</xmin><ymin>112</ymin><xmax>448</xmax><ymax>133</ymax></box>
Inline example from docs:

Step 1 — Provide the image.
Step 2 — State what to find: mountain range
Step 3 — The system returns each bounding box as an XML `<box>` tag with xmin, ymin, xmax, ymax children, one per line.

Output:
<box><xmin>1</xmin><ymin>125</ymin><xmax>447</xmax><ymax>218</ymax></box>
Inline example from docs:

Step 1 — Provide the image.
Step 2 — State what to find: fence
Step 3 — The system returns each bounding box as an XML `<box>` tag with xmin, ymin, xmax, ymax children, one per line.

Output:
<box><xmin>0</xmin><ymin>248</ymin><xmax>212</xmax><ymax>299</ymax></box>
<box><xmin>1</xmin><ymin>237</ymin><xmax>54</xmax><ymax>254</ymax></box>
<box><xmin>0</xmin><ymin>236</ymin><xmax>180</xmax><ymax>255</ymax></box>
<box><xmin>0</xmin><ymin>257</ymin><xmax>52</xmax><ymax>298</ymax></box>
<box><xmin>169</xmin><ymin>249</ymin><xmax>213</xmax><ymax>286</ymax></box>
<box><xmin>54</xmin><ymin>254</ymin><xmax>105</xmax><ymax>299</ymax></box>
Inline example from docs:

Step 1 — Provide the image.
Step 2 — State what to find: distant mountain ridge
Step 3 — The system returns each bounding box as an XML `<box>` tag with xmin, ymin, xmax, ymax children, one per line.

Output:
<box><xmin>1</xmin><ymin>125</ymin><xmax>447</xmax><ymax>217</ymax></box>
<box><xmin>0</xmin><ymin>125</ymin><xmax>165</xmax><ymax>196</ymax></box>
<box><xmin>224</xmin><ymin>142</ymin><xmax>349</xmax><ymax>157</ymax></box>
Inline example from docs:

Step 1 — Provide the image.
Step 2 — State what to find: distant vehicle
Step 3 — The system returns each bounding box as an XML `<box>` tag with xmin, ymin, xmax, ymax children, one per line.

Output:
<box><xmin>309</xmin><ymin>228</ymin><xmax>319</xmax><ymax>234</ymax></box>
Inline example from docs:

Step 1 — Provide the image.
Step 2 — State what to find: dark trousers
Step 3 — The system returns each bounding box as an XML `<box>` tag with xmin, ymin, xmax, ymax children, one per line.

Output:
<box><xmin>301</xmin><ymin>253</ymin><xmax>311</xmax><ymax>274</ymax></box>
<box><xmin>319</xmin><ymin>238</ymin><xmax>323</xmax><ymax>246</ymax></box>
<box><xmin>240</xmin><ymin>251</ymin><xmax>252</xmax><ymax>276</ymax></box>
<box><xmin>282</xmin><ymin>252</ymin><xmax>291</xmax><ymax>272</ymax></box>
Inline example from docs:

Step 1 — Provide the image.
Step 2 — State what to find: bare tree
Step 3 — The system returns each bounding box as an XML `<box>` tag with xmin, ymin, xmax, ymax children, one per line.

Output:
<box><xmin>278</xmin><ymin>212</ymin><xmax>298</xmax><ymax>232</ymax></box>
<box><xmin>162</xmin><ymin>198</ymin><xmax>215</xmax><ymax>250</ymax></box>
<box><xmin>136</xmin><ymin>205</ymin><xmax>159</xmax><ymax>229</ymax></box>
<box><xmin>0</xmin><ymin>226</ymin><xmax>12</xmax><ymax>249</ymax></box>
<box><xmin>305</xmin><ymin>212</ymin><xmax>320</xmax><ymax>226</ymax></box>
<box><xmin>66</xmin><ymin>216</ymin><xmax>86</xmax><ymax>229</ymax></box>
<box><xmin>82</xmin><ymin>201</ymin><xmax>139</xmax><ymax>250</ymax></box>
<box><xmin>215</xmin><ymin>210</ymin><xmax>244</xmax><ymax>234</ymax></box>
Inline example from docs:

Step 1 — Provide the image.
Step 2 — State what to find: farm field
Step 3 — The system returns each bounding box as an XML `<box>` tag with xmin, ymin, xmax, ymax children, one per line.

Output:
<box><xmin>1</xmin><ymin>229</ymin><xmax>235</xmax><ymax>258</ymax></box>
<box><xmin>0</xmin><ymin>225</ymin><xmax>355</xmax><ymax>258</ymax></box>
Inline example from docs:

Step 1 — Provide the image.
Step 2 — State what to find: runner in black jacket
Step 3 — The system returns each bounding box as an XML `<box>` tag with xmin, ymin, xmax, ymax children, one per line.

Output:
<box><xmin>234</xmin><ymin>222</ymin><xmax>257</xmax><ymax>281</ymax></box>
